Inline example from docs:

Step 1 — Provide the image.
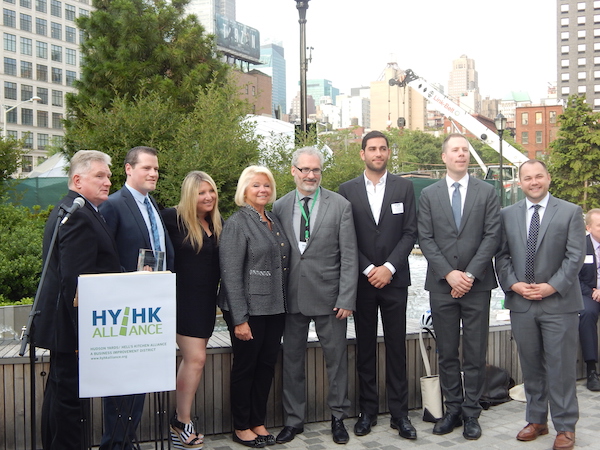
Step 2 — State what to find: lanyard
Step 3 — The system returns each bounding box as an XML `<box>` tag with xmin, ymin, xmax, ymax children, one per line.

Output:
<box><xmin>297</xmin><ymin>188</ymin><xmax>319</xmax><ymax>241</ymax></box>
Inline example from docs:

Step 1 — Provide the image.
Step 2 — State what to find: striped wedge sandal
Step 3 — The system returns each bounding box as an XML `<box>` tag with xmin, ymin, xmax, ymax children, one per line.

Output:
<box><xmin>170</xmin><ymin>414</ymin><xmax>204</xmax><ymax>449</ymax></box>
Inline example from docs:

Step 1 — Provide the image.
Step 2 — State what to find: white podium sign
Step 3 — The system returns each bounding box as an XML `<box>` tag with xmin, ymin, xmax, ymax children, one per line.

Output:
<box><xmin>77</xmin><ymin>271</ymin><xmax>176</xmax><ymax>398</ymax></box>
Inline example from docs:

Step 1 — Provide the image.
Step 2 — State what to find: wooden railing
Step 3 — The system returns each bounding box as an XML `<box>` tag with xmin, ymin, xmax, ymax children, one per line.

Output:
<box><xmin>0</xmin><ymin>318</ymin><xmax>590</xmax><ymax>449</ymax></box>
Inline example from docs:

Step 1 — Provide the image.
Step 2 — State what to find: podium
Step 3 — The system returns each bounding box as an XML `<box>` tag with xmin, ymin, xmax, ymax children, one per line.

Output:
<box><xmin>78</xmin><ymin>271</ymin><xmax>176</xmax><ymax>448</ymax></box>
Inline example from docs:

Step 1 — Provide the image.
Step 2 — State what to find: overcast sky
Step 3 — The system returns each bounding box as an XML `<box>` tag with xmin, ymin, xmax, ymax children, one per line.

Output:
<box><xmin>236</xmin><ymin>0</ymin><xmax>557</xmax><ymax>110</ymax></box>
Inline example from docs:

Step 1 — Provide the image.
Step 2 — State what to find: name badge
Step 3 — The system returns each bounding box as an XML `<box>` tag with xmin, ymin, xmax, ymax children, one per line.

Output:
<box><xmin>391</xmin><ymin>202</ymin><xmax>404</xmax><ymax>214</ymax></box>
<box><xmin>585</xmin><ymin>254</ymin><xmax>594</xmax><ymax>264</ymax></box>
<box><xmin>298</xmin><ymin>241</ymin><xmax>307</xmax><ymax>254</ymax></box>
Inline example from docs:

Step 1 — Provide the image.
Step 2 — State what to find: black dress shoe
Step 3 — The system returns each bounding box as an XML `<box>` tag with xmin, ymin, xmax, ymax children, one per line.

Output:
<box><xmin>463</xmin><ymin>417</ymin><xmax>482</xmax><ymax>440</ymax></box>
<box><xmin>587</xmin><ymin>370</ymin><xmax>600</xmax><ymax>391</ymax></box>
<box><xmin>275</xmin><ymin>426</ymin><xmax>303</xmax><ymax>444</ymax></box>
<box><xmin>354</xmin><ymin>413</ymin><xmax>377</xmax><ymax>436</ymax></box>
<box><xmin>432</xmin><ymin>412</ymin><xmax>462</xmax><ymax>435</ymax></box>
<box><xmin>331</xmin><ymin>416</ymin><xmax>349</xmax><ymax>444</ymax></box>
<box><xmin>232</xmin><ymin>431</ymin><xmax>266</xmax><ymax>448</ymax></box>
<box><xmin>390</xmin><ymin>416</ymin><xmax>417</xmax><ymax>440</ymax></box>
<box><xmin>256</xmin><ymin>434</ymin><xmax>276</xmax><ymax>446</ymax></box>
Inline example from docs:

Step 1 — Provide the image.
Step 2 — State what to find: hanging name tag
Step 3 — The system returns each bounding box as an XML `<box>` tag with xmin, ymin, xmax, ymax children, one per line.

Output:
<box><xmin>391</xmin><ymin>202</ymin><xmax>404</xmax><ymax>214</ymax></box>
<box><xmin>298</xmin><ymin>241</ymin><xmax>307</xmax><ymax>254</ymax></box>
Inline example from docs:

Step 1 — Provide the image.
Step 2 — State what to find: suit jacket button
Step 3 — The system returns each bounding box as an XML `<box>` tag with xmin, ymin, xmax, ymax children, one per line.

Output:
<box><xmin>280</xmin><ymin>243</ymin><xmax>284</xmax><ymax>246</ymax></box>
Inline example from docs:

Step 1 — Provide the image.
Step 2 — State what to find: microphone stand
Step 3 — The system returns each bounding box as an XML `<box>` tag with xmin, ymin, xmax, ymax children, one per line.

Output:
<box><xmin>19</xmin><ymin>207</ymin><xmax>66</xmax><ymax>450</ymax></box>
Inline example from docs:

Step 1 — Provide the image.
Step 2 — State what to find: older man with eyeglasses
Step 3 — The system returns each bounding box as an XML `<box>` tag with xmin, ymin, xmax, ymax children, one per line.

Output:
<box><xmin>272</xmin><ymin>146</ymin><xmax>359</xmax><ymax>445</ymax></box>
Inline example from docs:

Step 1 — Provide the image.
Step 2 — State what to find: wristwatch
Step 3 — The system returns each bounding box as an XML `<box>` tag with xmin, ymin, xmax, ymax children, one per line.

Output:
<box><xmin>465</xmin><ymin>272</ymin><xmax>475</xmax><ymax>280</ymax></box>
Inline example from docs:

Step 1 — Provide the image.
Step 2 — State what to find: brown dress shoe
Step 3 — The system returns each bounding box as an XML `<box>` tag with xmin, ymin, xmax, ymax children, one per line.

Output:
<box><xmin>516</xmin><ymin>423</ymin><xmax>549</xmax><ymax>441</ymax></box>
<box><xmin>553</xmin><ymin>431</ymin><xmax>575</xmax><ymax>450</ymax></box>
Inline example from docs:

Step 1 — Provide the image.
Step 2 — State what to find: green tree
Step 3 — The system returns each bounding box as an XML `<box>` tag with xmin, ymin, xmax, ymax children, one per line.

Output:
<box><xmin>0</xmin><ymin>137</ymin><xmax>26</xmax><ymax>197</ymax></box>
<box><xmin>0</xmin><ymin>202</ymin><xmax>50</xmax><ymax>303</ymax></box>
<box><xmin>548</xmin><ymin>95</ymin><xmax>600</xmax><ymax>210</ymax></box>
<box><xmin>62</xmin><ymin>0</ymin><xmax>260</xmax><ymax>217</ymax></box>
<box><xmin>67</xmin><ymin>0</ymin><xmax>228</xmax><ymax>120</ymax></box>
<box><xmin>64</xmin><ymin>88</ymin><xmax>259</xmax><ymax>217</ymax></box>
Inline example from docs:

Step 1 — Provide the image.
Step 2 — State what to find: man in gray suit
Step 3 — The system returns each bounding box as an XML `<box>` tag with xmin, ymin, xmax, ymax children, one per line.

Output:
<box><xmin>273</xmin><ymin>146</ymin><xmax>358</xmax><ymax>445</ymax></box>
<box><xmin>496</xmin><ymin>159</ymin><xmax>585</xmax><ymax>450</ymax></box>
<box><xmin>418</xmin><ymin>133</ymin><xmax>500</xmax><ymax>441</ymax></box>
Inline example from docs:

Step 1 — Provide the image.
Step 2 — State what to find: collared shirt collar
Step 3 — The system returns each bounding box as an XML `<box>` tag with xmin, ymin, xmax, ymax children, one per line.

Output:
<box><xmin>445</xmin><ymin>173</ymin><xmax>469</xmax><ymax>189</ymax></box>
<box><xmin>363</xmin><ymin>170</ymin><xmax>388</xmax><ymax>188</ymax></box>
<box><xmin>125</xmin><ymin>183</ymin><xmax>150</xmax><ymax>204</ymax></box>
<box><xmin>525</xmin><ymin>193</ymin><xmax>550</xmax><ymax>211</ymax></box>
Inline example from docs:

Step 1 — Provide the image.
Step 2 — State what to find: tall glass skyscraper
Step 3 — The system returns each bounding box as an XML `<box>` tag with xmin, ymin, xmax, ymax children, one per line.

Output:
<box><xmin>255</xmin><ymin>42</ymin><xmax>286</xmax><ymax>118</ymax></box>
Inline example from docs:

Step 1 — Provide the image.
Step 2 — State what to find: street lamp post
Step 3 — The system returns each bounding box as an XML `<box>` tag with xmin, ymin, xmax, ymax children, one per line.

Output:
<box><xmin>295</xmin><ymin>0</ymin><xmax>310</xmax><ymax>138</ymax></box>
<box><xmin>2</xmin><ymin>96</ymin><xmax>42</xmax><ymax>139</ymax></box>
<box><xmin>494</xmin><ymin>113</ymin><xmax>507</xmax><ymax>207</ymax></box>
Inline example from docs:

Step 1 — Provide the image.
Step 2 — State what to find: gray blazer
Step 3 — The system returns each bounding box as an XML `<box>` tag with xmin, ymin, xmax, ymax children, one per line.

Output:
<box><xmin>495</xmin><ymin>194</ymin><xmax>585</xmax><ymax>313</ymax></box>
<box><xmin>418</xmin><ymin>176</ymin><xmax>501</xmax><ymax>293</ymax></box>
<box><xmin>272</xmin><ymin>187</ymin><xmax>358</xmax><ymax>316</ymax></box>
<box><xmin>218</xmin><ymin>205</ymin><xmax>290</xmax><ymax>326</ymax></box>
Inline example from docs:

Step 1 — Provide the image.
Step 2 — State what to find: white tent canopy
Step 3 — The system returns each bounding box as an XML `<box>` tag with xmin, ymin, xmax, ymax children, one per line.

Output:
<box><xmin>27</xmin><ymin>153</ymin><xmax>68</xmax><ymax>178</ymax></box>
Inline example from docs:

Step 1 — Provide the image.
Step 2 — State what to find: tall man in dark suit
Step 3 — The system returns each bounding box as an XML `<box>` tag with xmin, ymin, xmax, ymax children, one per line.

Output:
<box><xmin>578</xmin><ymin>209</ymin><xmax>600</xmax><ymax>391</ymax></box>
<box><xmin>418</xmin><ymin>133</ymin><xmax>500</xmax><ymax>440</ymax></box>
<box><xmin>34</xmin><ymin>150</ymin><xmax>121</xmax><ymax>450</ymax></box>
<box><xmin>98</xmin><ymin>146</ymin><xmax>174</xmax><ymax>450</ymax></box>
<box><xmin>338</xmin><ymin>130</ymin><xmax>417</xmax><ymax>440</ymax></box>
<box><xmin>273</xmin><ymin>146</ymin><xmax>358</xmax><ymax>445</ymax></box>
<box><xmin>496</xmin><ymin>160</ymin><xmax>585</xmax><ymax>450</ymax></box>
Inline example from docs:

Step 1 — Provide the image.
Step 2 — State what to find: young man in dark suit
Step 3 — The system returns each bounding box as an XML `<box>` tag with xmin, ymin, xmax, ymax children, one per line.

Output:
<box><xmin>98</xmin><ymin>146</ymin><xmax>174</xmax><ymax>449</ymax></box>
<box><xmin>578</xmin><ymin>209</ymin><xmax>600</xmax><ymax>391</ymax></box>
<box><xmin>418</xmin><ymin>133</ymin><xmax>500</xmax><ymax>440</ymax></box>
<box><xmin>34</xmin><ymin>150</ymin><xmax>121</xmax><ymax>450</ymax></box>
<box><xmin>496</xmin><ymin>160</ymin><xmax>585</xmax><ymax>450</ymax></box>
<box><xmin>338</xmin><ymin>130</ymin><xmax>418</xmax><ymax>440</ymax></box>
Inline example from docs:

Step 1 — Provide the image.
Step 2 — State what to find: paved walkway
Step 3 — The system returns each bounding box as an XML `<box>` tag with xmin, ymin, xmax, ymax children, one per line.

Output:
<box><xmin>145</xmin><ymin>379</ymin><xmax>598</xmax><ymax>450</ymax></box>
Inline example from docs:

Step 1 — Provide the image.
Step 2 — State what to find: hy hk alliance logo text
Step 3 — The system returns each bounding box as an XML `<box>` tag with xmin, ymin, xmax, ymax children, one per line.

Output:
<box><xmin>91</xmin><ymin>307</ymin><xmax>162</xmax><ymax>338</ymax></box>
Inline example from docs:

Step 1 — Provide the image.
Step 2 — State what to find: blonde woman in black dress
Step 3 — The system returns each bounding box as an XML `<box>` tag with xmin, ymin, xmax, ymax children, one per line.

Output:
<box><xmin>161</xmin><ymin>171</ymin><xmax>222</xmax><ymax>449</ymax></box>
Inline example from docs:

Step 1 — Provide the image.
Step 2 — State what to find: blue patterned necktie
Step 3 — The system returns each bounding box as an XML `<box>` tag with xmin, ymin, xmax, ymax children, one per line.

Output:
<box><xmin>144</xmin><ymin>197</ymin><xmax>161</xmax><ymax>252</ymax></box>
<box><xmin>451</xmin><ymin>182</ymin><xmax>461</xmax><ymax>229</ymax></box>
<box><xmin>525</xmin><ymin>204</ymin><xmax>541</xmax><ymax>284</ymax></box>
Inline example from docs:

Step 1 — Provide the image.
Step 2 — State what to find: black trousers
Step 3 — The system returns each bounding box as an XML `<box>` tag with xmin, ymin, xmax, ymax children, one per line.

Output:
<box><xmin>224</xmin><ymin>312</ymin><xmax>285</xmax><ymax>430</ymax></box>
<box><xmin>355</xmin><ymin>283</ymin><xmax>409</xmax><ymax>418</ymax></box>
<box><xmin>579</xmin><ymin>294</ymin><xmax>600</xmax><ymax>362</ymax></box>
<box><xmin>42</xmin><ymin>350</ymin><xmax>88</xmax><ymax>450</ymax></box>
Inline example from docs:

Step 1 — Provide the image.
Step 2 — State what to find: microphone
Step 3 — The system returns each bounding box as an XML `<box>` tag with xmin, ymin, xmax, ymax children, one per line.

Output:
<box><xmin>60</xmin><ymin>197</ymin><xmax>86</xmax><ymax>225</ymax></box>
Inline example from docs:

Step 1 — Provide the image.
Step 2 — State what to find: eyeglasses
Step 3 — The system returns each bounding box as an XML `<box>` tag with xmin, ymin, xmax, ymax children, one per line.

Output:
<box><xmin>294</xmin><ymin>166</ymin><xmax>322</xmax><ymax>175</ymax></box>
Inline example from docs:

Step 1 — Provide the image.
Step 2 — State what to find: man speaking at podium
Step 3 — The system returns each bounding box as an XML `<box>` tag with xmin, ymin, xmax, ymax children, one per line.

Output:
<box><xmin>34</xmin><ymin>150</ymin><xmax>121</xmax><ymax>449</ymax></box>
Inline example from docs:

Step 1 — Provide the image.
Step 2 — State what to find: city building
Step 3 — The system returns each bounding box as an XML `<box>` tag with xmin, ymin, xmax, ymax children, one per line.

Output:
<box><xmin>254</xmin><ymin>41</ymin><xmax>286</xmax><ymax>118</ymax></box>
<box><xmin>481</xmin><ymin>97</ymin><xmax>500</xmax><ymax>121</ymax></box>
<box><xmin>499</xmin><ymin>92</ymin><xmax>532</xmax><ymax>129</ymax></box>
<box><xmin>447</xmin><ymin>54</ymin><xmax>481</xmax><ymax>113</ymax></box>
<box><xmin>318</xmin><ymin>100</ymin><xmax>341</xmax><ymax>129</ymax></box>
<box><xmin>1</xmin><ymin>0</ymin><xmax>88</xmax><ymax>176</ymax></box>
<box><xmin>557</xmin><ymin>0</ymin><xmax>600</xmax><ymax>109</ymax></box>
<box><xmin>336</xmin><ymin>94</ymin><xmax>369</xmax><ymax>129</ymax></box>
<box><xmin>289</xmin><ymin>91</ymin><xmax>315</xmax><ymax>123</ymax></box>
<box><xmin>515</xmin><ymin>103</ymin><xmax>563</xmax><ymax>159</ymax></box>
<box><xmin>189</xmin><ymin>0</ymin><xmax>260</xmax><ymax>67</ymax></box>
<box><xmin>233</xmin><ymin>69</ymin><xmax>272</xmax><ymax>116</ymax></box>
<box><xmin>370</xmin><ymin>63</ymin><xmax>426</xmax><ymax>131</ymax></box>
<box><xmin>188</xmin><ymin>0</ymin><xmax>235</xmax><ymax>34</ymax></box>
<box><xmin>306</xmin><ymin>78</ymin><xmax>339</xmax><ymax>108</ymax></box>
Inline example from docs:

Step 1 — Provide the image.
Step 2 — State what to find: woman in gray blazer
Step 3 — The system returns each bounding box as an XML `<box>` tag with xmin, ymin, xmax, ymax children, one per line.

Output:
<box><xmin>219</xmin><ymin>165</ymin><xmax>290</xmax><ymax>448</ymax></box>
